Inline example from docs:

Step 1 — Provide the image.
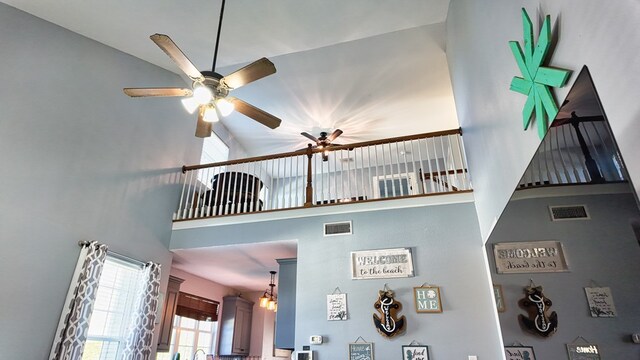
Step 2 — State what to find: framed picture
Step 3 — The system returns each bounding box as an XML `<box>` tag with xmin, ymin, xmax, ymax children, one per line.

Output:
<box><xmin>493</xmin><ymin>284</ymin><xmax>506</xmax><ymax>312</ymax></box>
<box><xmin>584</xmin><ymin>287</ymin><xmax>617</xmax><ymax>317</ymax></box>
<box><xmin>349</xmin><ymin>342</ymin><xmax>374</xmax><ymax>360</ymax></box>
<box><xmin>504</xmin><ymin>346</ymin><xmax>536</xmax><ymax>360</ymax></box>
<box><xmin>327</xmin><ymin>293</ymin><xmax>348</xmax><ymax>320</ymax></box>
<box><xmin>402</xmin><ymin>345</ymin><xmax>429</xmax><ymax>360</ymax></box>
<box><xmin>414</xmin><ymin>286</ymin><xmax>442</xmax><ymax>313</ymax></box>
<box><xmin>566</xmin><ymin>343</ymin><xmax>600</xmax><ymax>359</ymax></box>
<box><xmin>351</xmin><ymin>248</ymin><xmax>414</xmax><ymax>280</ymax></box>
<box><xmin>295</xmin><ymin>350</ymin><xmax>313</xmax><ymax>360</ymax></box>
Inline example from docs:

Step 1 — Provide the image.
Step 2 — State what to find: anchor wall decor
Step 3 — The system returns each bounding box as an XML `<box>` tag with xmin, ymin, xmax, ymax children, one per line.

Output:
<box><xmin>518</xmin><ymin>281</ymin><xmax>558</xmax><ymax>337</ymax></box>
<box><xmin>373</xmin><ymin>286</ymin><xmax>406</xmax><ymax>338</ymax></box>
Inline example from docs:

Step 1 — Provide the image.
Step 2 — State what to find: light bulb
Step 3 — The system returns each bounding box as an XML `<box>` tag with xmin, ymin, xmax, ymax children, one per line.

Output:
<box><xmin>216</xmin><ymin>98</ymin><xmax>235</xmax><ymax>116</ymax></box>
<box><xmin>203</xmin><ymin>106</ymin><xmax>219</xmax><ymax>122</ymax></box>
<box><xmin>259</xmin><ymin>295</ymin><xmax>269</xmax><ymax>308</ymax></box>
<box><xmin>193</xmin><ymin>86</ymin><xmax>213</xmax><ymax>105</ymax></box>
<box><xmin>181</xmin><ymin>97</ymin><xmax>200</xmax><ymax>114</ymax></box>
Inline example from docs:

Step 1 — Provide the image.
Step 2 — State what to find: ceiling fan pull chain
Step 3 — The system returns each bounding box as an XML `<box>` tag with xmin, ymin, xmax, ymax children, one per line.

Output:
<box><xmin>212</xmin><ymin>0</ymin><xmax>226</xmax><ymax>72</ymax></box>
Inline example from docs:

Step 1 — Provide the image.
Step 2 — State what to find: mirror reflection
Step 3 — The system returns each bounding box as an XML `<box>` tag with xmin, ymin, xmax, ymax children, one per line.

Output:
<box><xmin>486</xmin><ymin>66</ymin><xmax>640</xmax><ymax>359</ymax></box>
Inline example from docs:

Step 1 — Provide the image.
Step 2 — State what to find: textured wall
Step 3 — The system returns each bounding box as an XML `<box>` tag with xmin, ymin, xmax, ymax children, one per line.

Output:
<box><xmin>0</xmin><ymin>4</ymin><xmax>201</xmax><ymax>358</ymax></box>
<box><xmin>446</xmin><ymin>0</ymin><xmax>640</xmax><ymax>241</ymax></box>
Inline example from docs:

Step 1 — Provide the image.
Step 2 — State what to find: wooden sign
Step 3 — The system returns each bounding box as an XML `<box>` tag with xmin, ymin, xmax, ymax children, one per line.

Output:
<box><xmin>327</xmin><ymin>293</ymin><xmax>348</xmax><ymax>320</ymax></box>
<box><xmin>566</xmin><ymin>343</ymin><xmax>601</xmax><ymax>360</ymax></box>
<box><xmin>373</xmin><ymin>289</ymin><xmax>406</xmax><ymax>337</ymax></box>
<box><xmin>351</xmin><ymin>248</ymin><xmax>414</xmax><ymax>280</ymax></box>
<box><xmin>518</xmin><ymin>284</ymin><xmax>558</xmax><ymax>337</ymax></box>
<box><xmin>402</xmin><ymin>345</ymin><xmax>429</xmax><ymax>360</ymax></box>
<box><xmin>349</xmin><ymin>342</ymin><xmax>374</xmax><ymax>360</ymax></box>
<box><xmin>504</xmin><ymin>346</ymin><xmax>536</xmax><ymax>360</ymax></box>
<box><xmin>493</xmin><ymin>241</ymin><xmax>569</xmax><ymax>274</ymax></box>
<box><xmin>584</xmin><ymin>287</ymin><xmax>617</xmax><ymax>317</ymax></box>
<box><xmin>413</xmin><ymin>286</ymin><xmax>442</xmax><ymax>313</ymax></box>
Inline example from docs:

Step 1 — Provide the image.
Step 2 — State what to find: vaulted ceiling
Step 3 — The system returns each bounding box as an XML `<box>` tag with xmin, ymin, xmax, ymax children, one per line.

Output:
<box><xmin>3</xmin><ymin>0</ymin><xmax>459</xmax><ymax>290</ymax></box>
<box><xmin>3</xmin><ymin>0</ymin><xmax>458</xmax><ymax>156</ymax></box>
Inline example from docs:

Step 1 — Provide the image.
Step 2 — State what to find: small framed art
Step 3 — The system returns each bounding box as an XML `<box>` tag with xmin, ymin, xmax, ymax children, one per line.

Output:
<box><xmin>504</xmin><ymin>346</ymin><xmax>536</xmax><ymax>360</ymax></box>
<box><xmin>414</xmin><ymin>286</ymin><xmax>442</xmax><ymax>313</ymax></box>
<box><xmin>349</xmin><ymin>342</ymin><xmax>374</xmax><ymax>360</ymax></box>
<box><xmin>402</xmin><ymin>345</ymin><xmax>429</xmax><ymax>360</ymax></box>
<box><xmin>493</xmin><ymin>284</ymin><xmax>506</xmax><ymax>312</ymax></box>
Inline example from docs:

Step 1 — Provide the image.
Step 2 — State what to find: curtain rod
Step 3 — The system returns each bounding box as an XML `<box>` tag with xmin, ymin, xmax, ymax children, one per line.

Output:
<box><xmin>78</xmin><ymin>240</ymin><xmax>154</xmax><ymax>268</ymax></box>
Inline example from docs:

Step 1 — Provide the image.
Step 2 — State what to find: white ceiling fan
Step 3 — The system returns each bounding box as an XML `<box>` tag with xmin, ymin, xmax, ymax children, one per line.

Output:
<box><xmin>123</xmin><ymin>0</ymin><xmax>281</xmax><ymax>138</ymax></box>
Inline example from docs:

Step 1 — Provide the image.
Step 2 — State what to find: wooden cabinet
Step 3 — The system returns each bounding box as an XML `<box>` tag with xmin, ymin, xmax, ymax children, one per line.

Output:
<box><xmin>157</xmin><ymin>275</ymin><xmax>184</xmax><ymax>352</ymax></box>
<box><xmin>275</xmin><ymin>258</ymin><xmax>297</xmax><ymax>350</ymax></box>
<box><xmin>219</xmin><ymin>296</ymin><xmax>254</xmax><ymax>355</ymax></box>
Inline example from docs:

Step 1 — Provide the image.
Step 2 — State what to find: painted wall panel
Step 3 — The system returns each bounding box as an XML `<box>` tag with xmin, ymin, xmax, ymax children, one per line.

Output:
<box><xmin>0</xmin><ymin>4</ymin><xmax>200</xmax><ymax>358</ymax></box>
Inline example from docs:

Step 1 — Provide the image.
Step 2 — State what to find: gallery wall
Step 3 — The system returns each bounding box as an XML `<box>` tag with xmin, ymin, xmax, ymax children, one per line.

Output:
<box><xmin>170</xmin><ymin>202</ymin><xmax>505</xmax><ymax>359</ymax></box>
<box><xmin>487</xmin><ymin>189</ymin><xmax>640</xmax><ymax>358</ymax></box>
<box><xmin>0</xmin><ymin>4</ymin><xmax>201</xmax><ymax>358</ymax></box>
<box><xmin>446</xmin><ymin>0</ymin><xmax>640</xmax><ymax>242</ymax></box>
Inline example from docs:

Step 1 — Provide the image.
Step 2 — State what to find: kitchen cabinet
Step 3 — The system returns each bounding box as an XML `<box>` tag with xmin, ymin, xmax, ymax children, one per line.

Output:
<box><xmin>218</xmin><ymin>296</ymin><xmax>254</xmax><ymax>355</ymax></box>
<box><xmin>157</xmin><ymin>275</ymin><xmax>184</xmax><ymax>351</ymax></box>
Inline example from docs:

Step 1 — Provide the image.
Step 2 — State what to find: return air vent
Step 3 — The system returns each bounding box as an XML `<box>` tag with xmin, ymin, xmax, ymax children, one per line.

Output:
<box><xmin>324</xmin><ymin>221</ymin><xmax>352</xmax><ymax>236</ymax></box>
<box><xmin>549</xmin><ymin>205</ymin><xmax>590</xmax><ymax>221</ymax></box>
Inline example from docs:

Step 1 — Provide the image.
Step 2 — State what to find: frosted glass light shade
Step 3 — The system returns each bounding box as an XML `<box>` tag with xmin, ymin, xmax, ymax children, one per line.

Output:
<box><xmin>193</xmin><ymin>86</ymin><xmax>213</xmax><ymax>105</ymax></box>
<box><xmin>216</xmin><ymin>98</ymin><xmax>235</xmax><ymax>116</ymax></box>
<box><xmin>267</xmin><ymin>299</ymin><xmax>276</xmax><ymax>311</ymax></box>
<box><xmin>181</xmin><ymin>97</ymin><xmax>200</xmax><ymax>114</ymax></box>
<box><xmin>259</xmin><ymin>295</ymin><xmax>269</xmax><ymax>308</ymax></box>
<box><xmin>203</xmin><ymin>106</ymin><xmax>219</xmax><ymax>122</ymax></box>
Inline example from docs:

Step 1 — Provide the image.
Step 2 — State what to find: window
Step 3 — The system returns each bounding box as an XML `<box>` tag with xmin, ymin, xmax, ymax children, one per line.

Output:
<box><xmin>201</xmin><ymin>131</ymin><xmax>229</xmax><ymax>165</ymax></box>
<box><xmin>82</xmin><ymin>256</ymin><xmax>144</xmax><ymax>360</ymax></box>
<box><xmin>156</xmin><ymin>316</ymin><xmax>217</xmax><ymax>360</ymax></box>
<box><xmin>372</xmin><ymin>173</ymin><xmax>419</xmax><ymax>198</ymax></box>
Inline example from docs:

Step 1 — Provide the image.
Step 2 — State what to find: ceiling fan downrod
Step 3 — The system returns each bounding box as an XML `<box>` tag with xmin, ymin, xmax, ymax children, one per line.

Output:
<box><xmin>211</xmin><ymin>0</ymin><xmax>226</xmax><ymax>72</ymax></box>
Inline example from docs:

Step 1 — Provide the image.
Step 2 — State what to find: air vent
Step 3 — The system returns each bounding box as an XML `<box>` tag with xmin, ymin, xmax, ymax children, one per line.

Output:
<box><xmin>324</xmin><ymin>221</ymin><xmax>352</xmax><ymax>236</ymax></box>
<box><xmin>549</xmin><ymin>205</ymin><xmax>590</xmax><ymax>221</ymax></box>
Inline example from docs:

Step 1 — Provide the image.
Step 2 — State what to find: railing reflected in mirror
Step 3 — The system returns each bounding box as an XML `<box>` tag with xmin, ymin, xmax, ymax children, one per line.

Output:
<box><xmin>485</xmin><ymin>66</ymin><xmax>640</xmax><ymax>359</ymax></box>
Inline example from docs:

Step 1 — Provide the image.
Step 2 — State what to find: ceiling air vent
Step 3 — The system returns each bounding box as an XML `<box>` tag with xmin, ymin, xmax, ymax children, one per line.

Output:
<box><xmin>549</xmin><ymin>205</ymin><xmax>590</xmax><ymax>221</ymax></box>
<box><xmin>324</xmin><ymin>221</ymin><xmax>352</xmax><ymax>236</ymax></box>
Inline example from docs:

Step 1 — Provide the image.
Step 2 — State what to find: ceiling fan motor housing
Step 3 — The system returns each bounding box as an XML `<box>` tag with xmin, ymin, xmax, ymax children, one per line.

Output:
<box><xmin>200</xmin><ymin>71</ymin><xmax>229</xmax><ymax>99</ymax></box>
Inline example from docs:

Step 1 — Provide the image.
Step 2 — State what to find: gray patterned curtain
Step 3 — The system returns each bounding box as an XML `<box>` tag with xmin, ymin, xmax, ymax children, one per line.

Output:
<box><xmin>49</xmin><ymin>241</ymin><xmax>108</xmax><ymax>360</ymax></box>
<box><xmin>122</xmin><ymin>262</ymin><xmax>162</xmax><ymax>360</ymax></box>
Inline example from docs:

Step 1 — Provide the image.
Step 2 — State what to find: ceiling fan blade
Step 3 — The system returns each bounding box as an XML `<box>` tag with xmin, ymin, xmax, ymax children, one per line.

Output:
<box><xmin>195</xmin><ymin>107</ymin><xmax>212</xmax><ymax>138</ymax></box>
<box><xmin>301</xmin><ymin>132</ymin><xmax>319</xmax><ymax>143</ymax></box>
<box><xmin>150</xmin><ymin>34</ymin><xmax>204</xmax><ymax>81</ymax></box>
<box><xmin>123</xmin><ymin>87</ymin><xmax>193</xmax><ymax>98</ymax></box>
<box><xmin>327</xmin><ymin>129</ymin><xmax>343</xmax><ymax>142</ymax></box>
<box><xmin>231</xmin><ymin>98</ymin><xmax>281</xmax><ymax>129</ymax></box>
<box><xmin>222</xmin><ymin>58</ymin><xmax>276</xmax><ymax>90</ymax></box>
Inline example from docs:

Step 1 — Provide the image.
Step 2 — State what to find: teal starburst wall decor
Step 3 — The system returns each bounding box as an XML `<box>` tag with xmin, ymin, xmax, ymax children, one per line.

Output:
<box><xmin>509</xmin><ymin>8</ymin><xmax>571</xmax><ymax>138</ymax></box>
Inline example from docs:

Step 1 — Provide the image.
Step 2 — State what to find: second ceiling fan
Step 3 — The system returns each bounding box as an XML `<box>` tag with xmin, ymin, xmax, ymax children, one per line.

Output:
<box><xmin>123</xmin><ymin>0</ymin><xmax>281</xmax><ymax>138</ymax></box>
<box><xmin>301</xmin><ymin>129</ymin><xmax>344</xmax><ymax>161</ymax></box>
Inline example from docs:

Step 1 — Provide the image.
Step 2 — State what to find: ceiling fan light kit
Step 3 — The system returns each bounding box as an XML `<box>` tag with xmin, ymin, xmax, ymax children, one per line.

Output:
<box><xmin>123</xmin><ymin>0</ymin><xmax>281</xmax><ymax>138</ymax></box>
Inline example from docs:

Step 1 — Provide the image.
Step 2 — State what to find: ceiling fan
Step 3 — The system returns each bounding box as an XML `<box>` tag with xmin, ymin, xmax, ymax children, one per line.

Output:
<box><xmin>123</xmin><ymin>0</ymin><xmax>281</xmax><ymax>138</ymax></box>
<box><xmin>301</xmin><ymin>129</ymin><xmax>344</xmax><ymax>161</ymax></box>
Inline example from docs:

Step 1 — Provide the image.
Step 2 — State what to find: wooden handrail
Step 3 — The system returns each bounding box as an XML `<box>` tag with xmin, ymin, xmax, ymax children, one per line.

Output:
<box><xmin>183</xmin><ymin>128</ymin><xmax>462</xmax><ymax>172</ymax></box>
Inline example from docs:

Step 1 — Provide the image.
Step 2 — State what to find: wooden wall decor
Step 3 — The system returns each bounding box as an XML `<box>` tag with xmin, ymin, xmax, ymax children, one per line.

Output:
<box><xmin>373</xmin><ymin>287</ymin><xmax>406</xmax><ymax>338</ymax></box>
<box><xmin>518</xmin><ymin>282</ymin><xmax>558</xmax><ymax>337</ymax></box>
<box><xmin>509</xmin><ymin>8</ymin><xmax>571</xmax><ymax>139</ymax></box>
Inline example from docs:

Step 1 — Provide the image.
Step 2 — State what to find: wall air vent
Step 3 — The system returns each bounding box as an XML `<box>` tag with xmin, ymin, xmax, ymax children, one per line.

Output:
<box><xmin>324</xmin><ymin>221</ymin><xmax>352</xmax><ymax>236</ymax></box>
<box><xmin>549</xmin><ymin>205</ymin><xmax>590</xmax><ymax>221</ymax></box>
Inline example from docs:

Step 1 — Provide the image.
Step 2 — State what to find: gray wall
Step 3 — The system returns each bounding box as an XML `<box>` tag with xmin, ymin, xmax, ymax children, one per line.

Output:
<box><xmin>0</xmin><ymin>4</ymin><xmax>200</xmax><ymax>358</ymax></box>
<box><xmin>171</xmin><ymin>203</ymin><xmax>504</xmax><ymax>359</ymax></box>
<box><xmin>487</xmin><ymin>189</ymin><xmax>640</xmax><ymax>358</ymax></box>
<box><xmin>446</xmin><ymin>0</ymin><xmax>640</xmax><ymax>241</ymax></box>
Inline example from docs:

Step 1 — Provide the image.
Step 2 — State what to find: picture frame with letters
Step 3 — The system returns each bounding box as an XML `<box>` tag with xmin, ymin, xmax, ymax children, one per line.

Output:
<box><xmin>413</xmin><ymin>286</ymin><xmax>442</xmax><ymax>313</ymax></box>
<box><xmin>402</xmin><ymin>345</ymin><xmax>429</xmax><ymax>360</ymax></box>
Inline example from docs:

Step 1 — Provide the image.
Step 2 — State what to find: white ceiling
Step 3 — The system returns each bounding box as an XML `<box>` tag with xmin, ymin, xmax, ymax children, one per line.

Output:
<box><xmin>3</xmin><ymin>0</ymin><xmax>456</xmax><ymax>290</ymax></box>
<box><xmin>171</xmin><ymin>240</ymin><xmax>298</xmax><ymax>292</ymax></box>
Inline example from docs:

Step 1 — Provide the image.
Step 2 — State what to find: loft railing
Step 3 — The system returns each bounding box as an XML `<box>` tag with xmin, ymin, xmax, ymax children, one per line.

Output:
<box><xmin>518</xmin><ymin>115</ymin><xmax>627</xmax><ymax>189</ymax></box>
<box><xmin>174</xmin><ymin>129</ymin><xmax>471</xmax><ymax>221</ymax></box>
